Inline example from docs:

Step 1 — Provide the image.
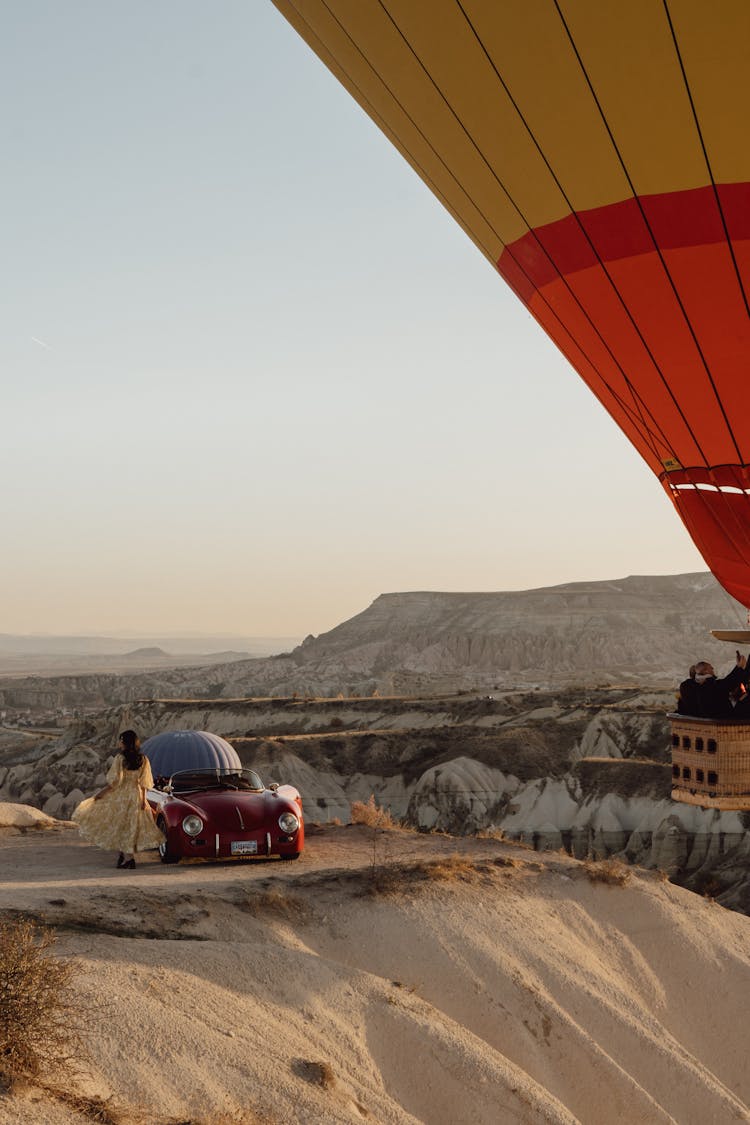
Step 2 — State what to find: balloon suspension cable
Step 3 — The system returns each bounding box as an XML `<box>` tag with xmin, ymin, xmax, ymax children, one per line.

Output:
<box><xmin>707</xmin><ymin>585</ymin><xmax>750</xmax><ymax>642</ymax></box>
<box><xmin>716</xmin><ymin>579</ymin><xmax>748</xmax><ymax>629</ymax></box>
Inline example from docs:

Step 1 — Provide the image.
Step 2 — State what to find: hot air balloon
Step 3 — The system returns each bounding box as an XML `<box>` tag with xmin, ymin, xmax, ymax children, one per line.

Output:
<box><xmin>273</xmin><ymin>0</ymin><xmax>750</xmax><ymax>808</ymax></box>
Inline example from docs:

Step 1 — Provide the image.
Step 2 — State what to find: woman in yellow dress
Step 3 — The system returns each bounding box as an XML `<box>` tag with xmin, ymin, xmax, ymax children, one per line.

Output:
<box><xmin>73</xmin><ymin>730</ymin><xmax>164</xmax><ymax>868</ymax></box>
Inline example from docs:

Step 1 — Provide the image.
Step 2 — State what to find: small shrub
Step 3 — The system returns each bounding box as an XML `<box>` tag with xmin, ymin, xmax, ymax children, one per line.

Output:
<box><xmin>582</xmin><ymin>858</ymin><xmax>631</xmax><ymax>887</ymax></box>
<box><xmin>350</xmin><ymin>795</ymin><xmax>396</xmax><ymax>829</ymax></box>
<box><xmin>0</xmin><ymin>918</ymin><xmax>81</xmax><ymax>1088</ymax></box>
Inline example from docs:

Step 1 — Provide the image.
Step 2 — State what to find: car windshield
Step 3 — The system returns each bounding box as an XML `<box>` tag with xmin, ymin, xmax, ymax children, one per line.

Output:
<box><xmin>162</xmin><ymin>768</ymin><xmax>264</xmax><ymax>794</ymax></box>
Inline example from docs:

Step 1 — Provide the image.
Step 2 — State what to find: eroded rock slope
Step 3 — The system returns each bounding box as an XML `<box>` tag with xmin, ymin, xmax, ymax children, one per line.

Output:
<box><xmin>2</xmin><ymin>687</ymin><xmax>748</xmax><ymax>914</ymax></box>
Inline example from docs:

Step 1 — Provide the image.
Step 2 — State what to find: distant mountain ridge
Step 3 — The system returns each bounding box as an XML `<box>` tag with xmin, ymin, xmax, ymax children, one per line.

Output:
<box><xmin>0</xmin><ymin>572</ymin><xmax>745</xmax><ymax>708</ymax></box>
<box><xmin>308</xmin><ymin>573</ymin><xmax>730</xmax><ymax>648</ymax></box>
<box><xmin>278</xmin><ymin>572</ymin><xmax>746</xmax><ymax>692</ymax></box>
<box><xmin>0</xmin><ymin>633</ymin><xmax>300</xmax><ymax>656</ymax></box>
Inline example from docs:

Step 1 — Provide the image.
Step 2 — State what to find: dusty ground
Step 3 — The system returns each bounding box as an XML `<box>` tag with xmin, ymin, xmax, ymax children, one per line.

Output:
<box><xmin>0</xmin><ymin>821</ymin><xmax>514</xmax><ymax>922</ymax></box>
<box><xmin>1</xmin><ymin>821</ymin><xmax>749</xmax><ymax>1124</ymax></box>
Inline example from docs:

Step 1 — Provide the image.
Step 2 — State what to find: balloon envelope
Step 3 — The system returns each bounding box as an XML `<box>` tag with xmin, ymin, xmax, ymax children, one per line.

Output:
<box><xmin>142</xmin><ymin>730</ymin><xmax>241</xmax><ymax>777</ymax></box>
<box><xmin>274</xmin><ymin>1</ymin><xmax>750</xmax><ymax>606</ymax></box>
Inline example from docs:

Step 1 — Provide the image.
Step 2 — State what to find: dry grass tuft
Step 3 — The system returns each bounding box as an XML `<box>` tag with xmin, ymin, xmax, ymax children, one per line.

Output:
<box><xmin>476</xmin><ymin>827</ymin><xmax>506</xmax><ymax>841</ymax></box>
<box><xmin>350</xmin><ymin>795</ymin><xmax>397</xmax><ymax>829</ymax></box>
<box><xmin>582</xmin><ymin>858</ymin><xmax>632</xmax><ymax>887</ymax></box>
<box><xmin>492</xmin><ymin>855</ymin><xmax>524</xmax><ymax>869</ymax></box>
<box><xmin>0</xmin><ymin>918</ymin><xmax>83</xmax><ymax>1089</ymax></box>
<box><xmin>170</xmin><ymin>1112</ymin><xmax>279</xmax><ymax>1125</ymax></box>
<box><xmin>421</xmin><ymin>855</ymin><xmax>482</xmax><ymax>882</ymax></box>
<box><xmin>367</xmin><ymin>854</ymin><xmax>489</xmax><ymax>894</ymax></box>
<box><xmin>40</xmin><ymin>1086</ymin><xmax>124</xmax><ymax>1123</ymax></box>
<box><xmin>690</xmin><ymin>871</ymin><xmax>725</xmax><ymax>900</ymax></box>
<box><xmin>238</xmin><ymin>889</ymin><xmax>309</xmax><ymax>924</ymax></box>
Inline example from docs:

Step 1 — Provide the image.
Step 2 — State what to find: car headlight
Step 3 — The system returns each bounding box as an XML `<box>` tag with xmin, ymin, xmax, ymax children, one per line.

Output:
<box><xmin>182</xmin><ymin>814</ymin><xmax>203</xmax><ymax>837</ymax></box>
<box><xmin>278</xmin><ymin>812</ymin><xmax>299</xmax><ymax>834</ymax></box>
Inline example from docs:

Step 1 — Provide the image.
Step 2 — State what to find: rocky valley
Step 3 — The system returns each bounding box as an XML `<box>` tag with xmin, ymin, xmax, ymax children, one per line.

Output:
<box><xmin>1</xmin><ymin>572</ymin><xmax>748</xmax><ymax>919</ymax></box>
<box><xmin>2</xmin><ymin>685</ymin><xmax>748</xmax><ymax>917</ymax></box>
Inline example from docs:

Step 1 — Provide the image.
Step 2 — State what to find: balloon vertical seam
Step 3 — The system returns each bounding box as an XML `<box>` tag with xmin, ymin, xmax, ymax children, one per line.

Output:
<box><xmin>662</xmin><ymin>0</ymin><xmax>750</xmax><ymax>325</ymax></box>
<box><xmin>553</xmin><ymin>0</ymin><xmax>743</xmax><ymax>467</ymax></box>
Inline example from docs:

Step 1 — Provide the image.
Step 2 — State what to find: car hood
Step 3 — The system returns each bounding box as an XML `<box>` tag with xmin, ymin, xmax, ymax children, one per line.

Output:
<box><xmin>170</xmin><ymin>788</ymin><xmax>299</xmax><ymax>826</ymax></box>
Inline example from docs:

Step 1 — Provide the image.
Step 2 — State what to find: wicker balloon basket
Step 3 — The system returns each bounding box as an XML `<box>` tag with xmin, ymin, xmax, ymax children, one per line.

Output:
<box><xmin>669</xmin><ymin>714</ymin><xmax>750</xmax><ymax>810</ymax></box>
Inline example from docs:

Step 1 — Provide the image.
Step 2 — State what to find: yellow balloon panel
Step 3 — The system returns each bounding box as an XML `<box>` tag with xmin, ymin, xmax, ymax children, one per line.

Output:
<box><xmin>374</xmin><ymin>0</ymin><xmax>573</xmax><ymax>230</ymax></box>
<box><xmin>453</xmin><ymin>0</ymin><xmax>632</xmax><ymax>215</ymax></box>
<box><xmin>558</xmin><ymin>0</ymin><xmax>708</xmax><ymax>196</ymax></box>
<box><xmin>667</xmin><ymin>0</ymin><xmax>750</xmax><ymax>185</ymax></box>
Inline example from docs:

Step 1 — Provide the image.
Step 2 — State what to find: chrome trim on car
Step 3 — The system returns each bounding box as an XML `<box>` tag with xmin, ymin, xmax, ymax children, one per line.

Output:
<box><xmin>265</xmin><ymin>832</ymin><xmax>271</xmax><ymax>856</ymax></box>
<box><xmin>215</xmin><ymin>833</ymin><xmax>220</xmax><ymax>857</ymax></box>
<box><xmin>235</xmin><ymin>806</ymin><xmax>245</xmax><ymax>829</ymax></box>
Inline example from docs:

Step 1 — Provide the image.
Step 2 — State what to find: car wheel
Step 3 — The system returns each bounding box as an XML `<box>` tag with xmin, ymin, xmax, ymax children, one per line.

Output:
<box><xmin>280</xmin><ymin>852</ymin><xmax>301</xmax><ymax>861</ymax></box>
<box><xmin>157</xmin><ymin>819</ymin><xmax>181</xmax><ymax>864</ymax></box>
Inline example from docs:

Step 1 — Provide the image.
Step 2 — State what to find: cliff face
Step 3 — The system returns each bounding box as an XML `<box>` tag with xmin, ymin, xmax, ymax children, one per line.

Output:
<box><xmin>297</xmin><ymin>573</ymin><xmax>743</xmax><ymax>686</ymax></box>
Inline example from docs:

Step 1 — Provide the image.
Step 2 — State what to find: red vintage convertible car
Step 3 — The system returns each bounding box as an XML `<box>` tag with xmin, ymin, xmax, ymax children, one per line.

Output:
<box><xmin>142</xmin><ymin>730</ymin><xmax>304</xmax><ymax>863</ymax></box>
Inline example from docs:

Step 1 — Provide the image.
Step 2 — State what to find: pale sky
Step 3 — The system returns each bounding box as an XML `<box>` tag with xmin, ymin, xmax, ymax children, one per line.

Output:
<box><xmin>1</xmin><ymin>1</ymin><xmax>705</xmax><ymax>638</ymax></box>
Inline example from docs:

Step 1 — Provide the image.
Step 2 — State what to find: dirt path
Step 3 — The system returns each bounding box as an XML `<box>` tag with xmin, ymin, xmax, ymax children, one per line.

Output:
<box><xmin>0</xmin><ymin>822</ymin><xmax>514</xmax><ymax>920</ymax></box>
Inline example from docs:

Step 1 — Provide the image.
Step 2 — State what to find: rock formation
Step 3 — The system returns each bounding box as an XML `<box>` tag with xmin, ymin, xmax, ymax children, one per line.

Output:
<box><xmin>3</xmin><ymin>685</ymin><xmax>748</xmax><ymax>914</ymax></box>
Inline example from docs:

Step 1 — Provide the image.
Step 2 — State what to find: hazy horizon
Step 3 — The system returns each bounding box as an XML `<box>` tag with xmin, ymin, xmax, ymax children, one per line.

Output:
<box><xmin>4</xmin><ymin>2</ymin><xmax>707</xmax><ymax>638</ymax></box>
<box><xmin>0</xmin><ymin>567</ymin><xmax>718</xmax><ymax>645</ymax></box>
<box><xmin>0</xmin><ymin>630</ymin><xmax>302</xmax><ymax>642</ymax></box>
<box><xmin>0</xmin><ymin>631</ymin><xmax>303</xmax><ymax>656</ymax></box>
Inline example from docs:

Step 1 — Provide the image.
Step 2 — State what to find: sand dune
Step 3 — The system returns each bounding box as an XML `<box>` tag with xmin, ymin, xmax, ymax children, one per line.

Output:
<box><xmin>0</xmin><ymin>819</ymin><xmax>748</xmax><ymax>1124</ymax></box>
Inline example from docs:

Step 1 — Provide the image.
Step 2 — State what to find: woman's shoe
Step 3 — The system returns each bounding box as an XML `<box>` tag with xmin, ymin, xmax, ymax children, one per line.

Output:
<box><xmin>116</xmin><ymin>853</ymin><xmax>126</xmax><ymax>868</ymax></box>
<box><xmin>121</xmin><ymin>858</ymin><xmax>136</xmax><ymax>869</ymax></box>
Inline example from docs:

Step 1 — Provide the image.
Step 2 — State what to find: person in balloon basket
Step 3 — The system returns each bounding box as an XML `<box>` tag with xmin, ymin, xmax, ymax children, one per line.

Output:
<box><xmin>677</xmin><ymin>652</ymin><xmax>749</xmax><ymax>718</ymax></box>
<box><xmin>676</xmin><ymin>664</ymin><xmax>698</xmax><ymax>715</ymax></box>
<box><xmin>72</xmin><ymin>729</ymin><xmax>164</xmax><ymax>867</ymax></box>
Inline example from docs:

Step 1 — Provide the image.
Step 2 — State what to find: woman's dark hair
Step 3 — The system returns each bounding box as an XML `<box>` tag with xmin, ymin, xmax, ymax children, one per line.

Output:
<box><xmin>119</xmin><ymin>729</ymin><xmax>143</xmax><ymax>771</ymax></box>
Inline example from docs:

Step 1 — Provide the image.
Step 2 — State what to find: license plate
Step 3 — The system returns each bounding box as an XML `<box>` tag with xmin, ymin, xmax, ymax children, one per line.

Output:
<box><xmin>231</xmin><ymin>840</ymin><xmax>258</xmax><ymax>855</ymax></box>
